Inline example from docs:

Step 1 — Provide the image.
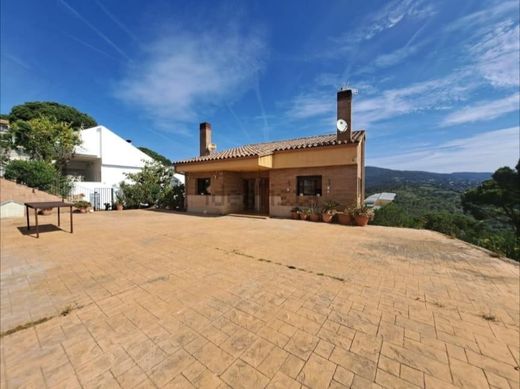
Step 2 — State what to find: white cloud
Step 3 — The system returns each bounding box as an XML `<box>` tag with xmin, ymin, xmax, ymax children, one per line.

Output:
<box><xmin>361</xmin><ymin>0</ymin><xmax>435</xmax><ymax>40</ymax></box>
<box><xmin>59</xmin><ymin>0</ymin><xmax>130</xmax><ymax>60</ymax></box>
<box><xmin>116</xmin><ymin>22</ymin><xmax>266</xmax><ymax>132</ymax></box>
<box><xmin>442</xmin><ymin>93</ymin><xmax>519</xmax><ymax>126</ymax></box>
<box><xmin>285</xmin><ymin>71</ymin><xmax>479</xmax><ymax>128</ymax></box>
<box><xmin>444</xmin><ymin>1</ymin><xmax>519</xmax><ymax>88</ymax></box>
<box><xmin>371</xmin><ymin>43</ymin><xmax>421</xmax><ymax>68</ymax></box>
<box><xmin>332</xmin><ymin>0</ymin><xmax>435</xmax><ymax>51</ymax></box>
<box><xmin>284</xmin><ymin>91</ymin><xmax>334</xmax><ymax>120</ymax></box>
<box><xmin>468</xmin><ymin>21</ymin><xmax>520</xmax><ymax>87</ymax></box>
<box><xmin>369</xmin><ymin>127</ymin><xmax>519</xmax><ymax>173</ymax></box>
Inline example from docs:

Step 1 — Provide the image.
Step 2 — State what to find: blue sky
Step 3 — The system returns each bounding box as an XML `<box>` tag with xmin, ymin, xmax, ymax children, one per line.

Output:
<box><xmin>1</xmin><ymin>0</ymin><xmax>518</xmax><ymax>173</ymax></box>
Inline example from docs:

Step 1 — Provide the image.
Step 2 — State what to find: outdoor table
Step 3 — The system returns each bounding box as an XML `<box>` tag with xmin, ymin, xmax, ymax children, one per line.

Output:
<box><xmin>24</xmin><ymin>201</ymin><xmax>74</xmax><ymax>238</ymax></box>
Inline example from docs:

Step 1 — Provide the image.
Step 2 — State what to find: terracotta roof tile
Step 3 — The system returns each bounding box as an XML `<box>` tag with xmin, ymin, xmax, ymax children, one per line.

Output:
<box><xmin>174</xmin><ymin>131</ymin><xmax>365</xmax><ymax>164</ymax></box>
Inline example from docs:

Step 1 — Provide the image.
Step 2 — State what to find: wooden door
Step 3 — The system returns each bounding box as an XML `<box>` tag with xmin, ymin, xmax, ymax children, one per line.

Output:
<box><xmin>259</xmin><ymin>178</ymin><xmax>269</xmax><ymax>215</ymax></box>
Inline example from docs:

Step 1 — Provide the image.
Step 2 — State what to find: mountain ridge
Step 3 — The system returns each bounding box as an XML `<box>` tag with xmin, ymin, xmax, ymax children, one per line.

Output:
<box><xmin>366</xmin><ymin>166</ymin><xmax>491</xmax><ymax>192</ymax></box>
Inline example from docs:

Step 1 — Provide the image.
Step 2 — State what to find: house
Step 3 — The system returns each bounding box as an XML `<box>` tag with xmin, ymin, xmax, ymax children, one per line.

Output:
<box><xmin>66</xmin><ymin>125</ymin><xmax>153</xmax><ymax>187</ymax></box>
<box><xmin>0</xmin><ymin>118</ymin><xmax>9</xmax><ymax>132</ymax></box>
<box><xmin>0</xmin><ymin>119</ymin><xmax>29</xmax><ymax>176</ymax></box>
<box><xmin>174</xmin><ymin>89</ymin><xmax>366</xmax><ymax>217</ymax></box>
<box><xmin>66</xmin><ymin>125</ymin><xmax>183</xmax><ymax>208</ymax></box>
<box><xmin>365</xmin><ymin>192</ymin><xmax>396</xmax><ymax>209</ymax></box>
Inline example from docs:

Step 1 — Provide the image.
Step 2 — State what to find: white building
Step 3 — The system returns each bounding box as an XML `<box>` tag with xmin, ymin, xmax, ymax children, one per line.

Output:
<box><xmin>66</xmin><ymin>125</ymin><xmax>183</xmax><ymax>208</ymax></box>
<box><xmin>364</xmin><ymin>192</ymin><xmax>396</xmax><ymax>209</ymax></box>
<box><xmin>66</xmin><ymin>126</ymin><xmax>154</xmax><ymax>187</ymax></box>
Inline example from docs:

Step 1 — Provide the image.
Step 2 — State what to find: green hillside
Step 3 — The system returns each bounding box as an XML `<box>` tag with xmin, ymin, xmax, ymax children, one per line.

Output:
<box><xmin>366</xmin><ymin>166</ymin><xmax>518</xmax><ymax>261</ymax></box>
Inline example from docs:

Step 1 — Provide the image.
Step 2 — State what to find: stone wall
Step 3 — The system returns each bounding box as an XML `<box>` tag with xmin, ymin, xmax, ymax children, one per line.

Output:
<box><xmin>185</xmin><ymin>165</ymin><xmax>359</xmax><ymax>217</ymax></box>
<box><xmin>185</xmin><ymin>172</ymin><xmax>244</xmax><ymax>214</ymax></box>
<box><xmin>0</xmin><ymin>178</ymin><xmax>64</xmax><ymax>218</ymax></box>
<box><xmin>269</xmin><ymin>165</ymin><xmax>358</xmax><ymax>217</ymax></box>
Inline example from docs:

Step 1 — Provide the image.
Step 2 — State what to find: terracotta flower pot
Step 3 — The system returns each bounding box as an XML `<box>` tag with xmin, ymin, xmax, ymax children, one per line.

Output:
<box><xmin>310</xmin><ymin>213</ymin><xmax>321</xmax><ymax>222</ymax></box>
<box><xmin>322</xmin><ymin>213</ymin><xmax>334</xmax><ymax>223</ymax></box>
<box><xmin>337</xmin><ymin>212</ymin><xmax>352</xmax><ymax>225</ymax></box>
<box><xmin>116</xmin><ymin>204</ymin><xmax>124</xmax><ymax>211</ymax></box>
<box><xmin>291</xmin><ymin>211</ymin><xmax>299</xmax><ymax>220</ymax></box>
<box><xmin>301</xmin><ymin>213</ymin><xmax>309</xmax><ymax>221</ymax></box>
<box><xmin>39</xmin><ymin>208</ymin><xmax>53</xmax><ymax>215</ymax></box>
<box><xmin>354</xmin><ymin>214</ymin><xmax>370</xmax><ymax>226</ymax></box>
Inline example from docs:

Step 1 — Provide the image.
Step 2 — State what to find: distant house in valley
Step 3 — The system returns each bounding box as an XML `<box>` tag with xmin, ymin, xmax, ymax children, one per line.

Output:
<box><xmin>364</xmin><ymin>192</ymin><xmax>396</xmax><ymax>209</ymax></box>
<box><xmin>174</xmin><ymin>89</ymin><xmax>366</xmax><ymax>217</ymax></box>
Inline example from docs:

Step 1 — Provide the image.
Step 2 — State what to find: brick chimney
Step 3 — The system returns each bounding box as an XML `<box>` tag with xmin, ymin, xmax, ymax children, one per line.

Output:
<box><xmin>337</xmin><ymin>88</ymin><xmax>352</xmax><ymax>142</ymax></box>
<box><xmin>200</xmin><ymin>122</ymin><xmax>212</xmax><ymax>156</ymax></box>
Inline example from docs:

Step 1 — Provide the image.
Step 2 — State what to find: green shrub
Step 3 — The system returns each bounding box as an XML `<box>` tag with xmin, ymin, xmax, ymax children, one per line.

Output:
<box><xmin>4</xmin><ymin>160</ymin><xmax>72</xmax><ymax>197</ymax></box>
<box><xmin>74</xmin><ymin>200</ymin><xmax>91</xmax><ymax>209</ymax></box>
<box><xmin>421</xmin><ymin>212</ymin><xmax>481</xmax><ymax>239</ymax></box>
<box><xmin>474</xmin><ymin>231</ymin><xmax>520</xmax><ymax>260</ymax></box>
<box><xmin>157</xmin><ymin>184</ymin><xmax>185</xmax><ymax>210</ymax></box>
<box><xmin>119</xmin><ymin>161</ymin><xmax>183</xmax><ymax>209</ymax></box>
<box><xmin>372</xmin><ymin>203</ymin><xmax>418</xmax><ymax>228</ymax></box>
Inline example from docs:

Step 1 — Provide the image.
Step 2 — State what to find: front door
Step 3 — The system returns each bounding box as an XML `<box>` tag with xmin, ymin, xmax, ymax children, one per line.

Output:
<box><xmin>259</xmin><ymin>178</ymin><xmax>269</xmax><ymax>215</ymax></box>
<box><xmin>243</xmin><ymin>179</ymin><xmax>255</xmax><ymax>211</ymax></box>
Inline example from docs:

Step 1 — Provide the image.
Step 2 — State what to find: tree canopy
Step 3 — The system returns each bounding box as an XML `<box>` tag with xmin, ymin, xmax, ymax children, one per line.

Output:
<box><xmin>9</xmin><ymin>116</ymin><xmax>81</xmax><ymax>168</ymax></box>
<box><xmin>138</xmin><ymin>147</ymin><xmax>172</xmax><ymax>166</ymax></box>
<box><xmin>8</xmin><ymin>101</ymin><xmax>97</xmax><ymax>130</ymax></box>
<box><xmin>462</xmin><ymin>160</ymin><xmax>520</xmax><ymax>234</ymax></box>
<box><xmin>119</xmin><ymin>160</ymin><xmax>184</xmax><ymax>209</ymax></box>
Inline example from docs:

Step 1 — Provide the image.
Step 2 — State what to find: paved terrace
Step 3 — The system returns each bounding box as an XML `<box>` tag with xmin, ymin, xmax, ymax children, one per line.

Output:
<box><xmin>0</xmin><ymin>210</ymin><xmax>518</xmax><ymax>388</ymax></box>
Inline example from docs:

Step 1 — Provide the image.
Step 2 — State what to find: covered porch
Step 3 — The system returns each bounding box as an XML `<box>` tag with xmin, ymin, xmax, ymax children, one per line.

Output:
<box><xmin>64</xmin><ymin>154</ymin><xmax>101</xmax><ymax>182</ymax></box>
<box><xmin>185</xmin><ymin>170</ymin><xmax>270</xmax><ymax>215</ymax></box>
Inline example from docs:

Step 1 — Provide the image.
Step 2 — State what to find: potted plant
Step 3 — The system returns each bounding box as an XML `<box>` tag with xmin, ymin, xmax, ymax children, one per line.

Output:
<box><xmin>337</xmin><ymin>206</ymin><xmax>354</xmax><ymax>225</ymax></box>
<box><xmin>115</xmin><ymin>192</ymin><xmax>124</xmax><ymax>211</ymax></box>
<box><xmin>321</xmin><ymin>200</ymin><xmax>339</xmax><ymax>223</ymax></box>
<box><xmin>290</xmin><ymin>207</ymin><xmax>300</xmax><ymax>219</ymax></box>
<box><xmin>300</xmin><ymin>207</ymin><xmax>310</xmax><ymax>221</ymax></box>
<box><xmin>39</xmin><ymin>208</ymin><xmax>53</xmax><ymax>215</ymax></box>
<box><xmin>352</xmin><ymin>206</ymin><xmax>374</xmax><ymax>226</ymax></box>
<box><xmin>309</xmin><ymin>204</ymin><xmax>321</xmax><ymax>222</ymax></box>
<box><xmin>74</xmin><ymin>200</ymin><xmax>91</xmax><ymax>213</ymax></box>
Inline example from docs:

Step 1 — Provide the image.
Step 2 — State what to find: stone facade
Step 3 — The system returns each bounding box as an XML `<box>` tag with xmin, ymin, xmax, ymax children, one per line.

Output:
<box><xmin>269</xmin><ymin>165</ymin><xmax>359</xmax><ymax>217</ymax></box>
<box><xmin>184</xmin><ymin>164</ymin><xmax>361</xmax><ymax>217</ymax></box>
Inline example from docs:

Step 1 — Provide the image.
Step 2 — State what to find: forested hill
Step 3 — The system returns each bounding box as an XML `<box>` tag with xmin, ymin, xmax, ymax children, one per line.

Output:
<box><xmin>366</xmin><ymin>166</ymin><xmax>491</xmax><ymax>192</ymax></box>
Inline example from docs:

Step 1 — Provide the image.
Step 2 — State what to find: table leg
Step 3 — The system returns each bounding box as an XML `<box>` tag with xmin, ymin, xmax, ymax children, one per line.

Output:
<box><xmin>70</xmin><ymin>206</ymin><xmax>73</xmax><ymax>233</ymax></box>
<box><xmin>58</xmin><ymin>207</ymin><xmax>61</xmax><ymax>227</ymax></box>
<box><xmin>35</xmin><ymin>208</ymin><xmax>39</xmax><ymax>238</ymax></box>
<box><xmin>26</xmin><ymin>206</ymin><xmax>30</xmax><ymax>230</ymax></box>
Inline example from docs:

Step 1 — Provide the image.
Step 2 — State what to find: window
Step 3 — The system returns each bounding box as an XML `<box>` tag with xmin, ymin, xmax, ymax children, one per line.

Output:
<box><xmin>197</xmin><ymin>178</ymin><xmax>211</xmax><ymax>195</ymax></box>
<box><xmin>297</xmin><ymin>175</ymin><xmax>322</xmax><ymax>196</ymax></box>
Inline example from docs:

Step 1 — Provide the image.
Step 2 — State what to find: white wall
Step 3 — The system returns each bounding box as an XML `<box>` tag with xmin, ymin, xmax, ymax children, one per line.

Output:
<box><xmin>76</xmin><ymin>127</ymin><xmax>102</xmax><ymax>157</ymax></box>
<box><xmin>74</xmin><ymin>126</ymin><xmax>154</xmax><ymax>187</ymax></box>
<box><xmin>72</xmin><ymin>125</ymin><xmax>186</xmax><ymax>188</ymax></box>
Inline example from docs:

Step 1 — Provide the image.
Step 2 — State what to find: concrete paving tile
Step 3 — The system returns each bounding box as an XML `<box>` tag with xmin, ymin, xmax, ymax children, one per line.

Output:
<box><xmin>376</xmin><ymin>368</ymin><xmax>420</xmax><ymax>388</ymax></box>
<box><xmin>297</xmin><ymin>353</ymin><xmax>336</xmax><ymax>388</ymax></box>
<box><xmin>241</xmin><ymin>338</ymin><xmax>275</xmax><ymax>368</ymax></box>
<box><xmin>350</xmin><ymin>331</ymin><xmax>382</xmax><ymax>362</ymax></box>
<box><xmin>279</xmin><ymin>353</ymin><xmax>305</xmax><ymax>379</ymax></box>
<box><xmin>1</xmin><ymin>212</ymin><xmax>518</xmax><ymax>388</ymax></box>
<box><xmin>330</xmin><ymin>346</ymin><xmax>377</xmax><ymax>381</ymax></box>
<box><xmin>191</xmin><ymin>342</ymin><xmax>235</xmax><ymax>375</ymax></box>
<box><xmin>257</xmin><ymin>345</ymin><xmax>289</xmax><ymax>378</ymax></box>
<box><xmin>148</xmin><ymin>349</ymin><xmax>195</xmax><ymax>387</ymax></box>
<box><xmin>284</xmin><ymin>330</ymin><xmax>319</xmax><ymax>360</ymax></box>
<box><xmin>221</xmin><ymin>359</ymin><xmax>269</xmax><ymax>389</ymax></box>
<box><xmin>266</xmin><ymin>371</ymin><xmax>300</xmax><ymax>388</ymax></box>
<box><xmin>333</xmin><ymin>365</ymin><xmax>354</xmax><ymax>387</ymax></box>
